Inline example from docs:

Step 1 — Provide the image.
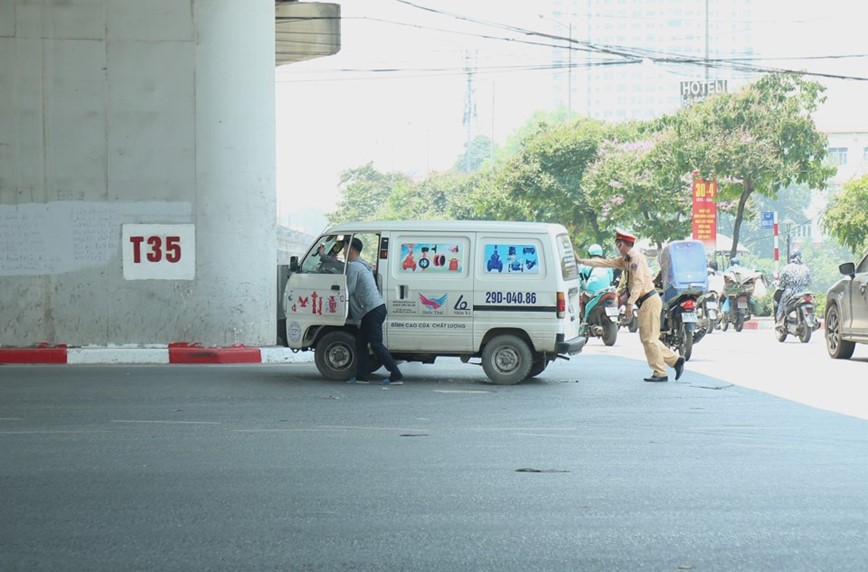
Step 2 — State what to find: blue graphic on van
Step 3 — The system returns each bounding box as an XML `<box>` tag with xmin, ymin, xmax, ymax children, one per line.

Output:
<box><xmin>483</xmin><ymin>243</ymin><xmax>540</xmax><ymax>274</ymax></box>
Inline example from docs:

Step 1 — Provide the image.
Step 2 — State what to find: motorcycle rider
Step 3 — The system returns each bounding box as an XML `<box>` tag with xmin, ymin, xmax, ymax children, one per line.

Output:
<box><xmin>579</xmin><ymin>244</ymin><xmax>614</xmax><ymax>303</ymax></box>
<box><xmin>707</xmin><ymin>259</ymin><xmax>724</xmax><ymax>294</ymax></box>
<box><xmin>726</xmin><ymin>257</ymin><xmax>741</xmax><ymax>273</ymax></box>
<box><xmin>776</xmin><ymin>251</ymin><xmax>812</xmax><ymax>324</ymax></box>
<box><xmin>721</xmin><ymin>257</ymin><xmax>740</xmax><ymax>314</ymax></box>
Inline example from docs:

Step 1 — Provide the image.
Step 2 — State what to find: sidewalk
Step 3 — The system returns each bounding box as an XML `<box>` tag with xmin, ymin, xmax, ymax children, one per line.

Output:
<box><xmin>744</xmin><ymin>316</ymin><xmax>774</xmax><ymax>330</ymax></box>
<box><xmin>0</xmin><ymin>343</ymin><xmax>314</xmax><ymax>365</ymax></box>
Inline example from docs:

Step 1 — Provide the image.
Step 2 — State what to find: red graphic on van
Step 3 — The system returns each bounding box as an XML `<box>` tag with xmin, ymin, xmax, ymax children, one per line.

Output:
<box><xmin>419</xmin><ymin>293</ymin><xmax>448</xmax><ymax>310</ymax></box>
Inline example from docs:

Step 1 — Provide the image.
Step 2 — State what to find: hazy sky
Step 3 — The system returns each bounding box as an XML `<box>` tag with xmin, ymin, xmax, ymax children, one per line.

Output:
<box><xmin>275</xmin><ymin>0</ymin><xmax>867</xmax><ymax>233</ymax></box>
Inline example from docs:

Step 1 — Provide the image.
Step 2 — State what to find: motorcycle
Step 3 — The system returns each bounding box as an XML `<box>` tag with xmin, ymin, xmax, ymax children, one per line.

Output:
<box><xmin>695</xmin><ymin>289</ymin><xmax>721</xmax><ymax>335</ymax></box>
<box><xmin>657</xmin><ymin>240</ymin><xmax>708</xmax><ymax>361</ymax></box>
<box><xmin>580</xmin><ymin>286</ymin><xmax>620</xmax><ymax>346</ymax></box>
<box><xmin>617</xmin><ymin>291</ymin><xmax>639</xmax><ymax>333</ymax></box>
<box><xmin>774</xmin><ymin>290</ymin><xmax>821</xmax><ymax>343</ymax></box>
<box><xmin>659</xmin><ymin>292</ymin><xmax>701</xmax><ymax>361</ymax></box>
<box><xmin>720</xmin><ymin>267</ymin><xmax>761</xmax><ymax>332</ymax></box>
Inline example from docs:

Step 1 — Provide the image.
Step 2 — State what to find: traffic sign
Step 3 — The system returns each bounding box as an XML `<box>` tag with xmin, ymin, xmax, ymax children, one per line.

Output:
<box><xmin>761</xmin><ymin>211</ymin><xmax>775</xmax><ymax>230</ymax></box>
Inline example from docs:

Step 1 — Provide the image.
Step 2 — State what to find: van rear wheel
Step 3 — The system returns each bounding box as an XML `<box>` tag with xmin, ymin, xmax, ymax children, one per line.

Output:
<box><xmin>482</xmin><ymin>334</ymin><xmax>533</xmax><ymax>385</ymax></box>
<box><xmin>314</xmin><ymin>330</ymin><xmax>356</xmax><ymax>381</ymax></box>
<box><xmin>528</xmin><ymin>354</ymin><xmax>550</xmax><ymax>378</ymax></box>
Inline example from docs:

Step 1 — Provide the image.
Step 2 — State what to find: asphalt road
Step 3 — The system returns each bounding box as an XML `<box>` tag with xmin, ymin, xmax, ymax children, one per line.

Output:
<box><xmin>1</xmin><ymin>331</ymin><xmax>867</xmax><ymax>571</ymax></box>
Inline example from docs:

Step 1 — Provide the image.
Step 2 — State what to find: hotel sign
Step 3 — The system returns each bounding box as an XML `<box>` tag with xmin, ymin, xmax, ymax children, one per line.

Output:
<box><xmin>680</xmin><ymin>80</ymin><xmax>728</xmax><ymax>106</ymax></box>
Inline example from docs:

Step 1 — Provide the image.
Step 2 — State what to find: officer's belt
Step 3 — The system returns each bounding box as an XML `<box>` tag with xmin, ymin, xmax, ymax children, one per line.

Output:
<box><xmin>635</xmin><ymin>290</ymin><xmax>658</xmax><ymax>308</ymax></box>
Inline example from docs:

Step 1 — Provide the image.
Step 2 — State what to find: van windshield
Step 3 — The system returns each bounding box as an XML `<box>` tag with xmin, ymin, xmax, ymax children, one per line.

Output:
<box><xmin>301</xmin><ymin>234</ymin><xmax>349</xmax><ymax>274</ymax></box>
<box><xmin>556</xmin><ymin>234</ymin><xmax>579</xmax><ymax>281</ymax></box>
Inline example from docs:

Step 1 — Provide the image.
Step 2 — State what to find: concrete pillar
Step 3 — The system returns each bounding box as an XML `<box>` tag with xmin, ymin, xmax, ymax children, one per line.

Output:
<box><xmin>0</xmin><ymin>0</ymin><xmax>277</xmax><ymax>346</ymax></box>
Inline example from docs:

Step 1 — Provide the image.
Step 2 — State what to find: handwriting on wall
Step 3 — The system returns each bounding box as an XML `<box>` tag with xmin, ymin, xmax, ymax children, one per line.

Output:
<box><xmin>0</xmin><ymin>201</ymin><xmax>192</xmax><ymax>276</ymax></box>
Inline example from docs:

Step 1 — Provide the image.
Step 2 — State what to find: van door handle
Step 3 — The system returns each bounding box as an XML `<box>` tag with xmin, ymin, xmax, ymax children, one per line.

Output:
<box><xmin>331</xmin><ymin>285</ymin><xmax>340</xmax><ymax>291</ymax></box>
<box><xmin>399</xmin><ymin>285</ymin><xmax>407</xmax><ymax>299</ymax></box>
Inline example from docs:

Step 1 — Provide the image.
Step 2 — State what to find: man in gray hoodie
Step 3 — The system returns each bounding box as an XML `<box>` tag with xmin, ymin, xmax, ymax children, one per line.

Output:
<box><xmin>346</xmin><ymin>237</ymin><xmax>403</xmax><ymax>385</ymax></box>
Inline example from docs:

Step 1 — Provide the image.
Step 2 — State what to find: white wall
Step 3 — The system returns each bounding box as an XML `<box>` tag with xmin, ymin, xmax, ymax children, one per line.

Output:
<box><xmin>0</xmin><ymin>0</ymin><xmax>277</xmax><ymax>346</ymax></box>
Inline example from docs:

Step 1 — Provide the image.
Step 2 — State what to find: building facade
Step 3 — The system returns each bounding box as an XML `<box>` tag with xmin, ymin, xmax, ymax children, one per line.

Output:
<box><xmin>544</xmin><ymin>0</ymin><xmax>754</xmax><ymax>121</ymax></box>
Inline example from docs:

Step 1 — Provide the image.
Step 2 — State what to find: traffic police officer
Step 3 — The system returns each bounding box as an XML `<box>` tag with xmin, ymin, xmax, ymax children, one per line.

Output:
<box><xmin>577</xmin><ymin>230</ymin><xmax>685</xmax><ymax>382</ymax></box>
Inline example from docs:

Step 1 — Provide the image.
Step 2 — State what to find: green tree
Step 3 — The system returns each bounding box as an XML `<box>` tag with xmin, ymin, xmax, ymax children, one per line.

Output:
<box><xmin>583</xmin><ymin>126</ymin><xmax>691</xmax><ymax>248</ymax></box>
<box><xmin>669</xmin><ymin>73</ymin><xmax>835</xmax><ymax>259</ymax></box>
<box><xmin>328</xmin><ymin>162</ymin><xmax>413</xmax><ymax>224</ymax></box>
<box><xmin>454</xmin><ymin>135</ymin><xmax>497</xmax><ymax>173</ymax></box>
<box><xmin>718</xmin><ymin>184</ymin><xmax>812</xmax><ymax>259</ymax></box>
<box><xmin>464</xmin><ymin>118</ymin><xmax>608</xmax><ymax>241</ymax></box>
<box><xmin>380</xmin><ymin>170</ymin><xmax>465</xmax><ymax>220</ymax></box>
<box><xmin>823</xmin><ymin>175</ymin><xmax>868</xmax><ymax>253</ymax></box>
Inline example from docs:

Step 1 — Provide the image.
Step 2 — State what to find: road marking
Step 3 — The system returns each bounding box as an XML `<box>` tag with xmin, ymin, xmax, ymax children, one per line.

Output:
<box><xmin>469</xmin><ymin>427</ymin><xmax>577</xmax><ymax>431</ymax></box>
<box><xmin>315</xmin><ymin>425</ymin><xmax>428</xmax><ymax>432</ymax></box>
<box><xmin>0</xmin><ymin>417</ymin><xmax>21</xmax><ymax>421</ymax></box>
<box><xmin>514</xmin><ymin>432</ymin><xmax>583</xmax><ymax>438</ymax></box>
<box><xmin>111</xmin><ymin>420</ymin><xmax>220</xmax><ymax>425</ymax></box>
<box><xmin>234</xmin><ymin>428</ymin><xmax>347</xmax><ymax>433</ymax></box>
<box><xmin>433</xmin><ymin>389</ymin><xmax>494</xmax><ymax>394</ymax></box>
<box><xmin>0</xmin><ymin>430</ymin><xmax>113</xmax><ymax>434</ymax></box>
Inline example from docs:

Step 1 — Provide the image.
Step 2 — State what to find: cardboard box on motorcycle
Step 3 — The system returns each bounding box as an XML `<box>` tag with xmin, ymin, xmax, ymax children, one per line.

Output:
<box><xmin>281</xmin><ymin>221</ymin><xmax>588</xmax><ymax>384</ymax></box>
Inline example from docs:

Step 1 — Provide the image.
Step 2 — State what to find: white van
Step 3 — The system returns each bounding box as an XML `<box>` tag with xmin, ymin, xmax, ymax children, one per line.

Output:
<box><xmin>281</xmin><ymin>221</ymin><xmax>587</xmax><ymax>384</ymax></box>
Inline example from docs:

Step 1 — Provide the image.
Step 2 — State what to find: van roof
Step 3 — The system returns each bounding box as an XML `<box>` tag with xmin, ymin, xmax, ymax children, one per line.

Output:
<box><xmin>323</xmin><ymin>220</ymin><xmax>569</xmax><ymax>235</ymax></box>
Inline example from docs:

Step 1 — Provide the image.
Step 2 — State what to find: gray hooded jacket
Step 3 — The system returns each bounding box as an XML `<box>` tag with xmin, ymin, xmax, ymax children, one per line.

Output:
<box><xmin>347</xmin><ymin>258</ymin><xmax>384</xmax><ymax>327</ymax></box>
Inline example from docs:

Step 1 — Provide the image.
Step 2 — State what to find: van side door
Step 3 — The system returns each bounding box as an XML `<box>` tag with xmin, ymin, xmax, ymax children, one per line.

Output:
<box><xmin>383</xmin><ymin>233</ymin><xmax>474</xmax><ymax>352</ymax></box>
<box><xmin>283</xmin><ymin>234</ymin><xmax>350</xmax><ymax>346</ymax></box>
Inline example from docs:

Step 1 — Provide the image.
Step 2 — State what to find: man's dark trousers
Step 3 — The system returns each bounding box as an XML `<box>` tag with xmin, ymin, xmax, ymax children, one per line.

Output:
<box><xmin>355</xmin><ymin>304</ymin><xmax>400</xmax><ymax>380</ymax></box>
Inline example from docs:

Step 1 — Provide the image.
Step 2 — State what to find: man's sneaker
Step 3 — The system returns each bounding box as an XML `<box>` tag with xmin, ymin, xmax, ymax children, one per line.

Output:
<box><xmin>389</xmin><ymin>371</ymin><xmax>404</xmax><ymax>383</ymax></box>
<box><xmin>382</xmin><ymin>379</ymin><xmax>403</xmax><ymax>386</ymax></box>
<box><xmin>347</xmin><ymin>378</ymin><xmax>369</xmax><ymax>385</ymax></box>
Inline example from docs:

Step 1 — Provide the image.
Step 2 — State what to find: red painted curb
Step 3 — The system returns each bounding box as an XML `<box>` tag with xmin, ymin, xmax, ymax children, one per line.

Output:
<box><xmin>168</xmin><ymin>342</ymin><xmax>261</xmax><ymax>364</ymax></box>
<box><xmin>0</xmin><ymin>343</ymin><xmax>68</xmax><ymax>364</ymax></box>
<box><xmin>743</xmin><ymin>321</ymin><xmax>759</xmax><ymax>329</ymax></box>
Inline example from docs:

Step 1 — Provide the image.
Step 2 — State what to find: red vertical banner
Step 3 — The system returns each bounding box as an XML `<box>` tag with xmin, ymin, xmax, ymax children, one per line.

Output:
<box><xmin>691</xmin><ymin>178</ymin><xmax>717</xmax><ymax>252</ymax></box>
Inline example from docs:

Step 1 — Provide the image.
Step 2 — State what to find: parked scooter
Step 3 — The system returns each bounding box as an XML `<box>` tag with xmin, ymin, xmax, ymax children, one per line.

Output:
<box><xmin>774</xmin><ymin>289</ymin><xmax>820</xmax><ymax>343</ymax></box>
<box><xmin>720</xmin><ymin>261</ymin><xmax>761</xmax><ymax>332</ymax></box>
<box><xmin>581</xmin><ymin>286</ymin><xmax>620</xmax><ymax>346</ymax></box>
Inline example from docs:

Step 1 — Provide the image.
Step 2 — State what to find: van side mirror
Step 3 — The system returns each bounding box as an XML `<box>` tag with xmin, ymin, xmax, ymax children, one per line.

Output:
<box><xmin>839</xmin><ymin>262</ymin><xmax>856</xmax><ymax>278</ymax></box>
<box><xmin>290</xmin><ymin>256</ymin><xmax>300</xmax><ymax>273</ymax></box>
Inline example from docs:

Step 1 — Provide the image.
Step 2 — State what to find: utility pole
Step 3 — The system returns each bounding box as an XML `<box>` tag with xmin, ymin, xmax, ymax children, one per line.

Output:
<box><xmin>462</xmin><ymin>51</ymin><xmax>477</xmax><ymax>173</ymax></box>
<box><xmin>567</xmin><ymin>22</ymin><xmax>572</xmax><ymax>115</ymax></box>
<box><xmin>538</xmin><ymin>14</ymin><xmax>572</xmax><ymax>115</ymax></box>
<box><xmin>704</xmin><ymin>0</ymin><xmax>709</xmax><ymax>84</ymax></box>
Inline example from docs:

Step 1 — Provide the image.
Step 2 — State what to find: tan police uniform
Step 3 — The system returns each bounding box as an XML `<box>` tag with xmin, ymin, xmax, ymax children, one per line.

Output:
<box><xmin>580</xmin><ymin>242</ymin><xmax>679</xmax><ymax>378</ymax></box>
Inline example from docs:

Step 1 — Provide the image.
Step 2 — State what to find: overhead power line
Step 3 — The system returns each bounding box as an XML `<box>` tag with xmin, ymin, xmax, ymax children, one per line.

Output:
<box><xmin>390</xmin><ymin>0</ymin><xmax>868</xmax><ymax>82</ymax></box>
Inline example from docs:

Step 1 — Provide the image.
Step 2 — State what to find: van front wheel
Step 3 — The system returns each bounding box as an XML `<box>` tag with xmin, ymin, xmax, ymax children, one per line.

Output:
<box><xmin>315</xmin><ymin>330</ymin><xmax>356</xmax><ymax>381</ymax></box>
<box><xmin>482</xmin><ymin>334</ymin><xmax>533</xmax><ymax>385</ymax></box>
